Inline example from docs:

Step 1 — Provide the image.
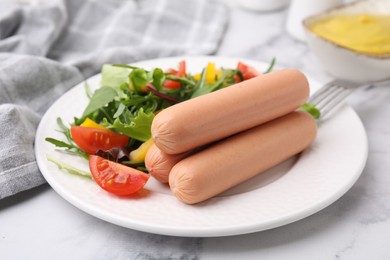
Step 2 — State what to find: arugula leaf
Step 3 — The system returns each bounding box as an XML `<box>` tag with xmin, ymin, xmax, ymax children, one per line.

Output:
<box><xmin>46</xmin><ymin>117</ymin><xmax>89</xmax><ymax>159</ymax></box>
<box><xmin>47</xmin><ymin>155</ymin><xmax>92</xmax><ymax>179</ymax></box>
<box><xmin>166</xmin><ymin>75</ymin><xmax>196</xmax><ymax>87</ymax></box>
<box><xmin>190</xmin><ymin>69</ymin><xmax>231</xmax><ymax>98</ymax></box>
<box><xmin>113</xmin><ymin>102</ymin><xmax>126</xmax><ymax>118</ymax></box>
<box><xmin>191</xmin><ymin>83</ymin><xmax>220</xmax><ymax>98</ymax></box>
<box><xmin>151</xmin><ymin>68</ymin><xmax>165</xmax><ymax>90</ymax></box>
<box><xmin>190</xmin><ymin>69</ymin><xmax>207</xmax><ymax>98</ymax></box>
<box><xmin>264</xmin><ymin>57</ymin><xmax>276</xmax><ymax>74</ymax></box>
<box><xmin>84</xmin><ymin>81</ymin><xmax>93</xmax><ymax>99</ymax></box>
<box><xmin>100</xmin><ymin>64</ymin><xmax>130</xmax><ymax>88</ymax></box>
<box><xmin>56</xmin><ymin>117</ymin><xmax>74</xmax><ymax>144</ymax></box>
<box><xmin>82</xmin><ymin>87</ymin><xmax>117</xmax><ymax>117</ymax></box>
<box><xmin>300</xmin><ymin>103</ymin><xmax>321</xmax><ymax>119</ymax></box>
<box><xmin>56</xmin><ymin>117</ymin><xmax>68</xmax><ymax>132</ymax></box>
<box><xmin>45</xmin><ymin>138</ymin><xmax>73</xmax><ymax>149</ymax></box>
<box><xmin>105</xmin><ymin>108</ymin><xmax>154</xmax><ymax>141</ymax></box>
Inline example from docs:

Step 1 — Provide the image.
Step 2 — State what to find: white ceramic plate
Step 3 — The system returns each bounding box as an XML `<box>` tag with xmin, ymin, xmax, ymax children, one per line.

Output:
<box><xmin>35</xmin><ymin>56</ymin><xmax>368</xmax><ymax>237</ymax></box>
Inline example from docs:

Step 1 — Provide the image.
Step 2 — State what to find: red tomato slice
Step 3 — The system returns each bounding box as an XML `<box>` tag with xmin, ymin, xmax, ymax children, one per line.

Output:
<box><xmin>163</xmin><ymin>60</ymin><xmax>186</xmax><ymax>89</ymax></box>
<box><xmin>89</xmin><ymin>155</ymin><xmax>149</xmax><ymax>196</ymax></box>
<box><xmin>235</xmin><ymin>62</ymin><xmax>261</xmax><ymax>82</ymax></box>
<box><xmin>163</xmin><ymin>80</ymin><xmax>180</xmax><ymax>89</ymax></box>
<box><xmin>177</xmin><ymin>60</ymin><xmax>186</xmax><ymax>76</ymax></box>
<box><xmin>71</xmin><ymin>126</ymin><xmax>129</xmax><ymax>154</ymax></box>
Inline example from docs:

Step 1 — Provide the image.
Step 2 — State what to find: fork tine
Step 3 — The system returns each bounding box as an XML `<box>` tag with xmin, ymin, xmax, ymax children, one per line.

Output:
<box><xmin>308</xmin><ymin>80</ymin><xmax>337</xmax><ymax>104</ymax></box>
<box><xmin>318</xmin><ymin>88</ymin><xmax>353</xmax><ymax>118</ymax></box>
<box><xmin>315</xmin><ymin>84</ymin><xmax>345</xmax><ymax>107</ymax></box>
<box><xmin>308</xmin><ymin>77</ymin><xmax>389</xmax><ymax>120</ymax></box>
<box><xmin>308</xmin><ymin>80</ymin><xmax>354</xmax><ymax>120</ymax></box>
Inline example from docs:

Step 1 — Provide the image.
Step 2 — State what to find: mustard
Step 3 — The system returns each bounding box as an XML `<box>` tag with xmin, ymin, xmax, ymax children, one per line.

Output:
<box><xmin>310</xmin><ymin>14</ymin><xmax>390</xmax><ymax>55</ymax></box>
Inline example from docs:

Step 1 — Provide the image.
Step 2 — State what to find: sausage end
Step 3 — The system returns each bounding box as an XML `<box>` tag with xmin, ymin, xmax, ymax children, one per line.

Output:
<box><xmin>169</xmin><ymin>164</ymin><xmax>202</xmax><ymax>205</ymax></box>
<box><xmin>151</xmin><ymin>112</ymin><xmax>181</xmax><ymax>154</ymax></box>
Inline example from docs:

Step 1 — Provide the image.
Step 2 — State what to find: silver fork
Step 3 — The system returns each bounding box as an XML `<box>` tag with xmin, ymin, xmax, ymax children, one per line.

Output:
<box><xmin>308</xmin><ymin>78</ymin><xmax>390</xmax><ymax>119</ymax></box>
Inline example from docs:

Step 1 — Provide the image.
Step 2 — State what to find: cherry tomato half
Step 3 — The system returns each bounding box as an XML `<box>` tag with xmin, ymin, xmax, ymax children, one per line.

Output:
<box><xmin>235</xmin><ymin>62</ymin><xmax>261</xmax><ymax>82</ymax></box>
<box><xmin>89</xmin><ymin>155</ymin><xmax>149</xmax><ymax>196</ymax></box>
<box><xmin>163</xmin><ymin>60</ymin><xmax>186</xmax><ymax>89</ymax></box>
<box><xmin>71</xmin><ymin>126</ymin><xmax>129</xmax><ymax>154</ymax></box>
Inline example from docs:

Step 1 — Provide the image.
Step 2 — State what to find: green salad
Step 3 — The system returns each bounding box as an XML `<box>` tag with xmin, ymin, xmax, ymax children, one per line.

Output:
<box><xmin>46</xmin><ymin>58</ymin><xmax>319</xmax><ymax>196</ymax></box>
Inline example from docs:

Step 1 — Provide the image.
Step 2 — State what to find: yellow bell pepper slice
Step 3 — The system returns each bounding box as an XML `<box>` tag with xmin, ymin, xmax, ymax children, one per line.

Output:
<box><xmin>81</xmin><ymin>118</ymin><xmax>108</xmax><ymax>130</ymax></box>
<box><xmin>193</xmin><ymin>63</ymin><xmax>222</xmax><ymax>82</ymax></box>
<box><xmin>206</xmin><ymin>62</ymin><xmax>216</xmax><ymax>84</ymax></box>
<box><xmin>193</xmin><ymin>73</ymin><xmax>201</xmax><ymax>81</ymax></box>
<box><xmin>129</xmin><ymin>138</ymin><xmax>154</xmax><ymax>162</ymax></box>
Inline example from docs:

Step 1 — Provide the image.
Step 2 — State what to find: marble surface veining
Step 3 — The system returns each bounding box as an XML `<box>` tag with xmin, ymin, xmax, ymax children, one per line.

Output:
<box><xmin>1</xmin><ymin>2</ymin><xmax>390</xmax><ymax>260</ymax></box>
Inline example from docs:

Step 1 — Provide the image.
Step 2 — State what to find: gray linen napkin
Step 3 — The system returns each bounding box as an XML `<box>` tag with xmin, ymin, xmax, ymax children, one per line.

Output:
<box><xmin>0</xmin><ymin>0</ymin><xmax>228</xmax><ymax>199</ymax></box>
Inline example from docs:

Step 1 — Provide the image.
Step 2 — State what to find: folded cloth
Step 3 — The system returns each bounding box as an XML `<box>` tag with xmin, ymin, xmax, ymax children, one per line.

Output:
<box><xmin>0</xmin><ymin>0</ymin><xmax>228</xmax><ymax>199</ymax></box>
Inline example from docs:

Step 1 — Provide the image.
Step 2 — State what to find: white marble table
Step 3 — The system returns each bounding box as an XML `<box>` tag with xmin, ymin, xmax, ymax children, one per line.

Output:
<box><xmin>1</xmin><ymin>2</ymin><xmax>390</xmax><ymax>260</ymax></box>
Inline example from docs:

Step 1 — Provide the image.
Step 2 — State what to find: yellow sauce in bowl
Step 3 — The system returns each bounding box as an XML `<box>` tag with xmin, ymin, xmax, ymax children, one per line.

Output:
<box><xmin>310</xmin><ymin>14</ymin><xmax>390</xmax><ymax>55</ymax></box>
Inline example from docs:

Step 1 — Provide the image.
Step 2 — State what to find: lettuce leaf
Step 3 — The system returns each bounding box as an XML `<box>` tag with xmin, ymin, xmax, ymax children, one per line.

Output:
<box><xmin>105</xmin><ymin>108</ymin><xmax>154</xmax><ymax>141</ymax></box>
<box><xmin>100</xmin><ymin>64</ymin><xmax>130</xmax><ymax>88</ymax></box>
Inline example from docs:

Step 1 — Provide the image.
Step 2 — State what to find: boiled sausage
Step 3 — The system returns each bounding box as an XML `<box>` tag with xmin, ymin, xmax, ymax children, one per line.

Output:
<box><xmin>145</xmin><ymin>144</ymin><xmax>187</xmax><ymax>183</ymax></box>
<box><xmin>169</xmin><ymin>111</ymin><xmax>317</xmax><ymax>204</ymax></box>
<box><xmin>152</xmin><ymin>69</ymin><xmax>310</xmax><ymax>154</ymax></box>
